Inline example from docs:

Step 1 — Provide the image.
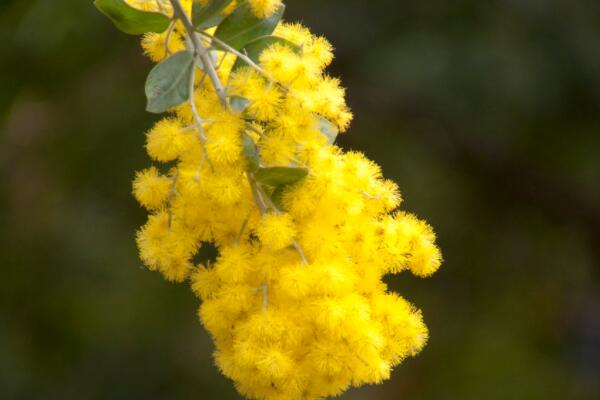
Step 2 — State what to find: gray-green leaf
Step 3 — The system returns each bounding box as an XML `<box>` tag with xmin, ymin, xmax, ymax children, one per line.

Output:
<box><xmin>231</xmin><ymin>35</ymin><xmax>301</xmax><ymax>73</ymax></box>
<box><xmin>242</xmin><ymin>133</ymin><xmax>260</xmax><ymax>171</ymax></box>
<box><xmin>94</xmin><ymin>0</ymin><xmax>170</xmax><ymax>35</ymax></box>
<box><xmin>192</xmin><ymin>0</ymin><xmax>234</xmax><ymax>30</ymax></box>
<box><xmin>145</xmin><ymin>51</ymin><xmax>194</xmax><ymax>114</ymax></box>
<box><xmin>230</xmin><ymin>96</ymin><xmax>250</xmax><ymax>113</ymax></box>
<box><xmin>254</xmin><ymin>166</ymin><xmax>308</xmax><ymax>186</ymax></box>
<box><xmin>318</xmin><ymin>116</ymin><xmax>339</xmax><ymax>145</ymax></box>
<box><xmin>214</xmin><ymin>2</ymin><xmax>285</xmax><ymax>51</ymax></box>
<box><xmin>270</xmin><ymin>185</ymin><xmax>287</xmax><ymax>209</ymax></box>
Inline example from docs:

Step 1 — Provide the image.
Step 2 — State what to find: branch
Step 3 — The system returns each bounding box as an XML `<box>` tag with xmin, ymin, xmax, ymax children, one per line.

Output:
<box><xmin>199</xmin><ymin>31</ymin><xmax>289</xmax><ymax>91</ymax></box>
<box><xmin>168</xmin><ymin>0</ymin><xmax>228</xmax><ymax>107</ymax></box>
<box><xmin>199</xmin><ymin>32</ymin><xmax>267</xmax><ymax>76</ymax></box>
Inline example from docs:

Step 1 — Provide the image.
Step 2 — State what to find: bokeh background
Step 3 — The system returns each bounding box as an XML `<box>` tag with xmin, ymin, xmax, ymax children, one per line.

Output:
<box><xmin>2</xmin><ymin>0</ymin><xmax>600</xmax><ymax>398</ymax></box>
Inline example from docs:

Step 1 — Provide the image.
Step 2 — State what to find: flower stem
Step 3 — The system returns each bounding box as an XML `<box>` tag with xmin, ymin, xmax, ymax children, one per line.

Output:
<box><xmin>168</xmin><ymin>0</ymin><xmax>228</xmax><ymax>107</ymax></box>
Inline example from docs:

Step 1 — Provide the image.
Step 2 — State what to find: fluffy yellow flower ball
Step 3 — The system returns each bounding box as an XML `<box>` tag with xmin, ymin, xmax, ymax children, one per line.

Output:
<box><xmin>132</xmin><ymin>167</ymin><xmax>172</xmax><ymax>210</ymax></box>
<box><xmin>255</xmin><ymin>213</ymin><xmax>296</xmax><ymax>251</ymax></box>
<box><xmin>248</xmin><ymin>0</ymin><xmax>283</xmax><ymax>19</ymax></box>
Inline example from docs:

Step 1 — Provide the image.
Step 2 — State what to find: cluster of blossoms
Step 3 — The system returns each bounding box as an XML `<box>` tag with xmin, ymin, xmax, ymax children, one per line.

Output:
<box><xmin>123</xmin><ymin>0</ymin><xmax>442</xmax><ymax>399</ymax></box>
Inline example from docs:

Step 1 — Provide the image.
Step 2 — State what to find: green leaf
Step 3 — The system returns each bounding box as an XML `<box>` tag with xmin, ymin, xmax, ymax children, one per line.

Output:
<box><xmin>214</xmin><ymin>2</ymin><xmax>285</xmax><ymax>51</ymax></box>
<box><xmin>230</xmin><ymin>96</ymin><xmax>250</xmax><ymax>113</ymax></box>
<box><xmin>231</xmin><ymin>35</ymin><xmax>301</xmax><ymax>73</ymax></box>
<box><xmin>145</xmin><ymin>51</ymin><xmax>194</xmax><ymax>114</ymax></box>
<box><xmin>270</xmin><ymin>185</ymin><xmax>286</xmax><ymax>209</ymax></box>
<box><xmin>94</xmin><ymin>0</ymin><xmax>170</xmax><ymax>35</ymax></box>
<box><xmin>192</xmin><ymin>0</ymin><xmax>234</xmax><ymax>30</ymax></box>
<box><xmin>254</xmin><ymin>166</ymin><xmax>308</xmax><ymax>186</ymax></box>
<box><xmin>242</xmin><ymin>133</ymin><xmax>260</xmax><ymax>171</ymax></box>
<box><xmin>318</xmin><ymin>116</ymin><xmax>339</xmax><ymax>145</ymax></box>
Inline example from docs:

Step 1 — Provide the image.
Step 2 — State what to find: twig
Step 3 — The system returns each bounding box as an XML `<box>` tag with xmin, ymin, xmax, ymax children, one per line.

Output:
<box><xmin>188</xmin><ymin>68</ymin><xmax>206</xmax><ymax>141</ymax></box>
<box><xmin>164</xmin><ymin>19</ymin><xmax>176</xmax><ymax>56</ymax></box>
<box><xmin>167</xmin><ymin>169</ymin><xmax>179</xmax><ymax>229</ymax></box>
<box><xmin>188</xmin><ymin>66</ymin><xmax>212</xmax><ymax>169</ymax></box>
<box><xmin>254</xmin><ymin>179</ymin><xmax>309</xmax><ymax>265</ymax></box>
<box><xmin>168</xmin><ymin>0</ymin><xmax>228</xmax><ymax>107</ymax></box>
<box><xmin>247</xmin><ymin>172</ymin><xmax>267</xmax><ymax>214</ymax></box>
<box><xmin>199</xmin><ymin>32</ymin><xmax>268</xmax><ymax>76</ymax></box>
<box><xmin>235</xmin><ymin>214</ymin><xmax>250</xmax><ymax>244</ymax></box>
<box><xmin>199</xmin><ymin>31</ymin><xmax>289</xmax><ymax>91</ymax></box>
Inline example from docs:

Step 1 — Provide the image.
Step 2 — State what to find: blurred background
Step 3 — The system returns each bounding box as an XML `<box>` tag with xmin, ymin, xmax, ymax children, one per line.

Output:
<box><xmin>1</xmin><ymin>0</ymin><xmax>600</xmax><ymax>398</ymax></box>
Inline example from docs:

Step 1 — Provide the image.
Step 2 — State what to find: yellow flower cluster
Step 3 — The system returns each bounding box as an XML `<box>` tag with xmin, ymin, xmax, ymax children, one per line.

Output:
<box><xmin>131</xmin><ymin>4</ymin><xmax>442</xmax><ymax>399</ymax></box>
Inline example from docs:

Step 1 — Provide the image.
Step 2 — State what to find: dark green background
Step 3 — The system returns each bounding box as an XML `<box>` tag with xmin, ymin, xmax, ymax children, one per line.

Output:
<box><xmin>1</xmin><ymin>0</ymin><xmax>599</xmax><ymax>399</ymax></box>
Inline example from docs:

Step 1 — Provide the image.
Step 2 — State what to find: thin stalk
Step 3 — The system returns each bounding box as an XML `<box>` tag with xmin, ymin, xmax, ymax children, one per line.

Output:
<box><xmin>235</xmin><ymin>215</ymin><xmax>250</xmax><ymax>244</ymax></box>
<box><xmin>168</xmin><ymin>0</ymin><xmax>228</xmax><ymax>107</ymax></box>
<box><xmin>199</xmin><ymin>31</ymin><xmax>289</xmax><ymax>91</ymax></box>
<box><xmin>188</xmin><ymin>68</ymin><xmax>207</xmax><ymax>142</ymax></box>
<box><xmin>248</xmin><ymin>172</ymin><xmax>267</xmax><ymax>214</ymax></box>
<box><xmin>255</xmin><ymin>180</ymin><xmax>309</xmax><ymax>265</ymax></box>
<box><xmin>199</xmin><ymin>32</ymin><xmax>268</xmax><ymax>76</ymax></box>
<box><xmin>164</xmin><ymin>19</ymin><xmax>176</xmax><ymax>56</ymax></box>
<box><xmin>188</xmin><ymin>67</ymin><xmax>213</xmax><ymax>169</ymax></box>
<box><xmin>167</xmin><ymin>169</ymin><xmax>179</xmax><ymax>229</ymax></box>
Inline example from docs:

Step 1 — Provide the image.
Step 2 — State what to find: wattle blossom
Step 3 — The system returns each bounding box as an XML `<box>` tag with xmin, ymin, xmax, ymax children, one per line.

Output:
<box><xmin>115</xmin><ymin>1</ymin><xmax>443</xmax><ymax>398</ymax></box>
